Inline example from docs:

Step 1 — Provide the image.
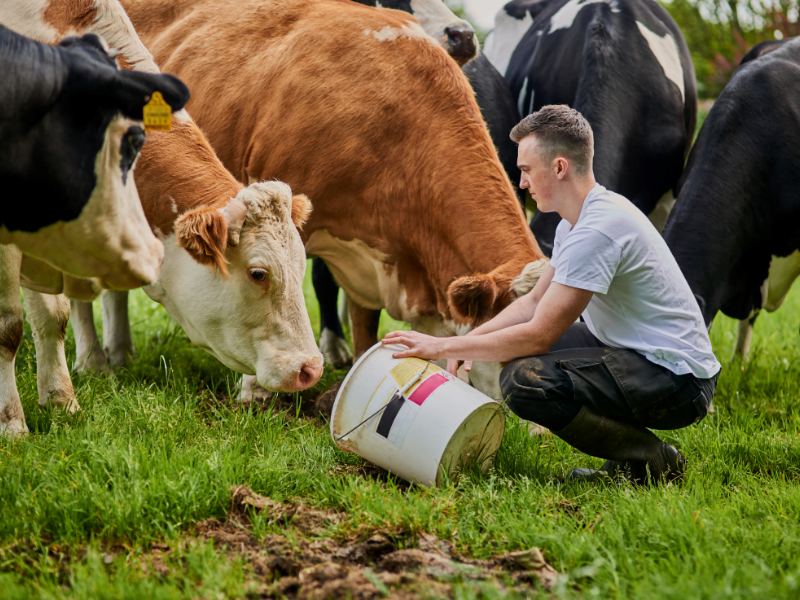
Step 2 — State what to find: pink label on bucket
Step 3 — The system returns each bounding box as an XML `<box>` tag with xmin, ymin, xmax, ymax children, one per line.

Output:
<box><xmin>407</xmin><ymin>372</ymin><xmax>450</xmax><ymax>406</ymax></box>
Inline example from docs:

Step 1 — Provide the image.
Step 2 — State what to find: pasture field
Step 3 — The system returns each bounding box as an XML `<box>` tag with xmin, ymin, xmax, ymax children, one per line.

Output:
<box><xmin>2</xmin><ymin>261</ymin><xmax>800</xmax><ymax>599</ymax></box>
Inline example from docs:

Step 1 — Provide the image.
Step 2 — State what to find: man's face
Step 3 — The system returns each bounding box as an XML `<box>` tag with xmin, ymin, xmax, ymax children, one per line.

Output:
<box><xmin>517</xmin><ymin>136</ymin><xmax>558</xmax><ymax>212</ymax></box>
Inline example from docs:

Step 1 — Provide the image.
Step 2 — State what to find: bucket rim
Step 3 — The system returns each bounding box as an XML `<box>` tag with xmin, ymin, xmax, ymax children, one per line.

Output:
<box><xmin>329</xmin><ymin>340</ymin><xmax>397</xmax><ymax>442</ymax></box>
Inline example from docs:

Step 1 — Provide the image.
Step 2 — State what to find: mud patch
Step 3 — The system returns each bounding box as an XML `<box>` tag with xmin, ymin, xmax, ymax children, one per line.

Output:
<box><xmin>220</xmin><ymin>381</ymin><xmax>342</xmax><ymax>424</ymax></box>
<box><xmin>193</xmin><ymin>486</ymin><xmax>561</xmax><ymax>598</ymax></box>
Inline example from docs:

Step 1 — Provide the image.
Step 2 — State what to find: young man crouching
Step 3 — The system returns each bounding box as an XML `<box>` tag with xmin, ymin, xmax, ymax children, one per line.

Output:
<box><xmin>382</xmin><ymin>105</ymin><xmax>719</xmax><ymax>483</ymax></box>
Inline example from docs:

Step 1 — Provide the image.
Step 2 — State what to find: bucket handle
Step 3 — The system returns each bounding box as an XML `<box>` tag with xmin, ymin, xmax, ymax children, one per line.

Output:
<box><xmin>335</xmin><ymin>360</ymin><xmax>432</xmax><ymax>442</ymax></box>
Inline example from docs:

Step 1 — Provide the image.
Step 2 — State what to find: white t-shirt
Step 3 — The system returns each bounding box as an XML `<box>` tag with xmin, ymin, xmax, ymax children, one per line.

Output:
<box><xmin>550</xmin><ymin>184</ymin><xmax>720</xmax><ymax>379</ymax></box>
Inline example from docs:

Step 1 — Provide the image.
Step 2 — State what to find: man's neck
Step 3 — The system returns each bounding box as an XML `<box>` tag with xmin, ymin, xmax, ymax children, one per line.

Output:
<box><xmin>560</xmin><ymin>177</ymin><xmax>598</xmax><ymax>227</ymax></box>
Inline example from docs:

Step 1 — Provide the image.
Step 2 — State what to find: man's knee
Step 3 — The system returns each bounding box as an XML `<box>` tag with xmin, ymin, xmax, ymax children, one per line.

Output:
<box><xmin>500</xmin><ymin>356</ymin><xmax>552</xmax><ymax>400</ymax></box>
<box><xmin>500</xmin><ymin>356</ymin><xmax>581</xmax><ymax>430</ymax></box>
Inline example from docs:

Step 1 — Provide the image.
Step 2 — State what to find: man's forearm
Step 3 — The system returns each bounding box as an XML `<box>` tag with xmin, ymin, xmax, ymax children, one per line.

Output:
<box><xmin>441</xmin><ymin>321</ymin><xmax>549</xmax><ymax>363</ymax></box>
<box><xmin>466</xmin><ymin>293</ymin><xmax>538</xmax><ymax>337</ymax></box>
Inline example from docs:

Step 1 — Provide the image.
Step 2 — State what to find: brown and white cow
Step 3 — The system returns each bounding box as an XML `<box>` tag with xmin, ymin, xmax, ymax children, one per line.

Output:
<box><xmin>0</xmin><ymin>0</ymin><xmax>322</xmax><ymax>436</ymax></box>
<box><xmin>123</xmin><ymin>0</ymin><xmax>548</xmax><ymax>398</ymax></box>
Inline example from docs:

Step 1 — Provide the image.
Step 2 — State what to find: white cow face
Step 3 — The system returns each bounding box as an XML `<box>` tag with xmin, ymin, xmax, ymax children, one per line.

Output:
<box><xmin>0</xmin><ymin>114</ymin><xmax>165</xmax><ymax>291</ymax></box>
<box><xmin>145</xmin><ymin>182</ymin><xmax>323</xmax><ymax>392</ymax></box>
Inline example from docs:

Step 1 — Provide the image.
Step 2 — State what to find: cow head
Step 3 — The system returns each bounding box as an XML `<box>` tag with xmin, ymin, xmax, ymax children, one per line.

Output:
<box><xmin>436</xmin><ymin>258</ymin><xmax>548</xmax><ymax>397</ymax></box>
<box><xmin>0</xmin><ymin>30</ymin><xmax>190</xmax><ymax>289</ymax></box>
<box><xmin>145</xmin><ymin>182</ymin><xmax>323</xmax><ymax>392</ymax></box>
<box><xmin>366</xmin><ymin>0</ymin><xmax>478</xmax><ymax>65</ymax></box>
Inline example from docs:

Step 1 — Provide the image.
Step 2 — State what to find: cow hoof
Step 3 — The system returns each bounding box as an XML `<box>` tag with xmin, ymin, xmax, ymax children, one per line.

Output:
<box><xmin>104</xmin><ymin>344</ymin><xmax>136</xmax><ymax>368</ymax></box>
<box><xmin>0</xmin><ymin>419</ymin><xmax>29</xmax><ymax>438</ymax></box>
<box><xmin>319</xmin><ymin>328</ymin><xmax>352</xmax><ymax>370</ymax></box>
<box><xmin>237</xmin><ymin>374</ymin><xmax>273</xmax><ymax>402</ymax></box>
<box><xmin>74</xmin><ymin>346</ymin><xmax>110</xmax><ymax>375</ymax></box>
<box><xmin>707</xmin><ymin>402</ymin><xmax>716</xmax><ymax>415</ymax></box>
<box><xmin>38</xmin><ymin>389</ymin><xmax>80</xmax><ymax>413</ymax></box>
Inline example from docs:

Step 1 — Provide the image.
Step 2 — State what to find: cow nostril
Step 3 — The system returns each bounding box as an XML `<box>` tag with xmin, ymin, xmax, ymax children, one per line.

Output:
<box><xmin>297</xmin><ymin>362</ymin><xmax>322</xmax><ymax>389</ymax></box>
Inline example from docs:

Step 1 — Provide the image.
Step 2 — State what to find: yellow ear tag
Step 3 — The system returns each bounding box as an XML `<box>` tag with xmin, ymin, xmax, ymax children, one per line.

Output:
<box><xmin>143</xmin><ymin>91</ymin><xmax>172</xmax><ymax>131</ymax></box>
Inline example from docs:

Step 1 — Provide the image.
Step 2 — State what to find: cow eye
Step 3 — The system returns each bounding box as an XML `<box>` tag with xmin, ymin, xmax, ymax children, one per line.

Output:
<box><xmin>248</xmin><ymin>268</ymin><xmax>269</xmax><ymax>286</ymax></box>
<box><xmin>125</xmin><ymin>126</ymin><xmax>145</xmax><ymax>154</ymax></box>
<box><xmin>119</xmin><ymin>126</ymin><xmax>145</xmax><ymax>184</ymax></box>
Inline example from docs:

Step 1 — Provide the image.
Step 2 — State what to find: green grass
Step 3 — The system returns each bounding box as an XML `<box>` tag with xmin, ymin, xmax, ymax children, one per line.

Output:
<box><xmin>3</xmin><ymin>261</ymin><xmax>800</xmax><ymax>598</ymax></box>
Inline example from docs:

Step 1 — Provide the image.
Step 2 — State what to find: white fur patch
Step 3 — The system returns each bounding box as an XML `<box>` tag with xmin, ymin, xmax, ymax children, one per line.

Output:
<box><xmin>484</xmin><ymin>8</ymin><xmax>534</xmax><ymax>76</ymax></box>
<box><xmin>511</xmin><ymin>258</ymin><xmax>550</xmax><ymax>298</ymax></box>
<box><xmin>517</xmin><ymin>77</ymin><xmax>529</xmax><ymax>119</ymax></box>
<box><xmin>0</xmin><ymin>0</ymin><xmax>60</xmax><ymax>41</ymax></box>
<box><xmin>549</xmin><ymin>0</ymin><xmax>619</xmax><ymax>33</ymax></box>
<box><xmin>409</xmin><ymin>0</ymin><xmax>469</xmax><ymax>40</ymax></box>
<box><xmin>636</xmin><ymin>21</ymin><xmax>684</xmax><ymax>101</ymax></box>
<box><xmin>365</xmin><ymin>23</ymin><xmax>429</xmax><ymax>43</ymax></box>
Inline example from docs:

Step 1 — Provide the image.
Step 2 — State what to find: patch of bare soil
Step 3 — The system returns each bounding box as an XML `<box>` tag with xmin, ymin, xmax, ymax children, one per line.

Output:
<box><xmin>220</xmin><ymin>381</ymin><xmax>342</xmax><ymax>424</ymax></box>
<box><xmin>178</xmin><ymin>486</ymin><xmax>560</xmax><ymax>598</ymax></box>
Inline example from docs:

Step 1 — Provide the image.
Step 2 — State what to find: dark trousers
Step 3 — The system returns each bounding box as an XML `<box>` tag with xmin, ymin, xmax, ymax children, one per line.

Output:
<box><xmin>499</xmin><ymin>324</ymin><xmax>716</xmax><ymax>431</ymax></box>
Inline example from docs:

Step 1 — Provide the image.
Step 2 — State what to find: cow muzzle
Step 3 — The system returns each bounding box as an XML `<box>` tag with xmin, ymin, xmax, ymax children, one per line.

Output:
<box><xmin>272</xmin><ymin>356</ymin><xmax>324</xmax><ymax>393</ymax></box>
<box><xmin>438</xmin><ymin>22</ymin><xmax>477</xmax><ymax>66</ymax></box>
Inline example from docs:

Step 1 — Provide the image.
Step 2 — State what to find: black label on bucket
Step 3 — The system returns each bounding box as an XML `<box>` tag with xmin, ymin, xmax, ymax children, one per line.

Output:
<box><xmin>376</xmin><ymin>392</ymin><xmax>405</xmax><ymax>438</ymax></box>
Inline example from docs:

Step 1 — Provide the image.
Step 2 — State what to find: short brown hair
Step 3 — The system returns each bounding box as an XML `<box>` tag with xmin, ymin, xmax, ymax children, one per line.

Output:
<box><xmin>510</xmin><ymin>105</ymin><xmax>594</xmax><ymax>175</ymax></box>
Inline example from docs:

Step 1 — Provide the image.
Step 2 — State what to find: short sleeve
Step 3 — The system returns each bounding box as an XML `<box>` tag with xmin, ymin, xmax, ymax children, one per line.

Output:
<box><xmin>551</xmin><ymin>227</ymin><xmax>622</xmax><ymax>294</ymax></box>
<box><xmin>550</xmin><ymin>219</ymin><xmax>570</xmax><ymax>265</ymax></box>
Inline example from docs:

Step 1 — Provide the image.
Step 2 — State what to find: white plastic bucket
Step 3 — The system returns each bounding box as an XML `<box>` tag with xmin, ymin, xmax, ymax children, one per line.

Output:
<box><xmin>330</xmin><ymin>342</ymin><xmax>506</xmax><ymax>486</ymax></box>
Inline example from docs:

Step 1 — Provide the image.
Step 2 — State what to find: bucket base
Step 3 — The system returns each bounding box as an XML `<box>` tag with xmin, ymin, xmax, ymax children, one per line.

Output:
<box><xmin>436</xmin><ymin>403</ymin><xmax>505</xmax><ymax>485</ymax></box>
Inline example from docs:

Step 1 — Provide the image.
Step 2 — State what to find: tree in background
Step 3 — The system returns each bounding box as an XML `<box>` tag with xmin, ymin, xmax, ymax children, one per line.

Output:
<box><xmin>661</xmin><ymin>0</ymin><xmax>799</xmax><ymax>96</ymax></box>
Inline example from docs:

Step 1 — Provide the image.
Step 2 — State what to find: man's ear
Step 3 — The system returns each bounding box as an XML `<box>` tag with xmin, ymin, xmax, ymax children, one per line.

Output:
<box><xmin>175</xmin><ymin>206</ymin><xmax>229</xmax><ymax>277</ymax></box>
<box><xmin>291</xmin><ymin>194</ymin><xmax>312</xmax><ymax>229</ymax></box>
<box><xmin>447</xmin><ymin>273</ymin><xmax>498</xmax><ymax>324</ymax></box>
<box><xmin>555</xmin><ymin>156</ymin><xmax>569</xmax><ymax>179</ymax></box>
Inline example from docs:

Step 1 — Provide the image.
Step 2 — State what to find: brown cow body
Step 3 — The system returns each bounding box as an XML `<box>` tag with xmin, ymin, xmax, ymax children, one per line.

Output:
<box><xmin>123</xmin><ymin>0</ymin><xmax>547</xmax><ymax>396</ymax></box>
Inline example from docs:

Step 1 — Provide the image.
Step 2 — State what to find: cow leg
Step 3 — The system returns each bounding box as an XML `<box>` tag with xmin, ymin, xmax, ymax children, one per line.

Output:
<box><xmin>313</xmin><ymin>259</ymin><xmax>352</xmax><ymax>369</ymax></box>
<box><xmin>348</xmin><ymin>297</ymin><xmax>381</xmax><ymax>361</ymax></box>
<box><xmin>0</xmin><ymin>245</ymin><xmax>27</xmax><ymax>436</ymax></box>
<box><xmin>71</xmin><ymin>300</ymin><xmax>109</xmax><ymax>373</ymax></box>
<box><xmin>734</xmin><ymin>313</ymin><xmax>759</xmax><ymax>360</ymax></box>
<box><xmin>101</xmin><ymin>290</ymin><xmax>136</xmax><ymax>366</ymax></box>
<box><xmin>236</xmin><ymin>373</ymin><xmax>272</xmax><ymax>402</ymax></box>
<box><xmin>22</xmin><ymin>291</ymin><xmax>79</xmax><ymax>412</ymax></box>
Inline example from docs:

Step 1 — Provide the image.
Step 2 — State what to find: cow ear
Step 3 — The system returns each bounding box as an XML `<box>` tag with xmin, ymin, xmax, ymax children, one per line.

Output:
<box><xmin>291</xmin><ymin>194</ymin><xmax>312</xmax><ymax>229</ymax></box>
<box><xmin>447</xmin><ymin>273</ymin><xmax>498</xmax><ymax>324</ymax></box>
<box><xmin>110</xmin><ymin>71</ymin><xmax>190</xmax><ymax>121</ymax></box>
<box><xmin>222</xmin><ymin>198</ymin><xmax>249</xmax><ymax>246</ymax></box>
<box><xmin>174</xmin><ymin>206</ymin><xmax>229</xmax><ymax>277</ymax></box>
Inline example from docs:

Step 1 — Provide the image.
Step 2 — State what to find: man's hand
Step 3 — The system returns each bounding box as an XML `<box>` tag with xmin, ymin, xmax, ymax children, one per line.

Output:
<box><xmin>446</xmin><ymin>358</ymin><xmax>472</xmax><ymax>376</ymax></box>
<box><xmin>382</xmin><ymin>330</ymin><xmax>445</xmax><ymax>360</ymax></box>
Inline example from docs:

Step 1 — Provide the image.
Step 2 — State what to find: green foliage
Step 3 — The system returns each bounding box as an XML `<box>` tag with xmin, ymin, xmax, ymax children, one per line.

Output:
<box><xmin>3</xmin><ymin>262</ymin><xmax>800</xmax><ymax>597</ymax></box>
<box><xmin>660</xmin><ymin>0</ymin><xmax>799</xmax><ymax>97</ymax></box>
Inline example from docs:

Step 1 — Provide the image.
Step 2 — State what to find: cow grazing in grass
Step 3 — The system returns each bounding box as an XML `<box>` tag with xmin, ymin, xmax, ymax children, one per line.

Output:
<box><xmin>663</xmin><ymin>37</ymin><xmax>800</xmax><ymax>359</ymax></box>
<box><xmin>484</xmin><ymin>0</ymin><xmax>697</xmax><ymax>256</ymax></box>
<box><xmin>122</xmin><ymin>0</ymin><xmax>548</xmax><ymax>398</ymax></box>
<box><xmin>313</xmin><ymin>0</ymin><xmax>523</xmax><ymax>368</ymax></box>
<box><xmin>0</xmin><ymin>0</ymin><xmax>323</xmax><ymax>436</ymax></box>
<box><xmin>0</xmin><ymin>25</ymin><xmax>186</xmax><ymax>289</ymax></box>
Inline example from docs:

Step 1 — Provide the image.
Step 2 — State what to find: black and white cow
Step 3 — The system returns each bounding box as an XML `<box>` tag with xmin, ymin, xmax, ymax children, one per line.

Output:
<box><xmin>485</xmin><ymin>0</ymin><xmax>697</xmax><ymax>256</ymax></box>
<box><xmin>0</xmin><ymin>25</ymin><xmax>189</xmax><ymax>289</ymax></box>
<box><xmin>663</xmin><ymin>37</ymin><xmax>800</xmax><ymax>358</ymax></box>
<box><xmin>311</xmin><ymin>0</ymin><xmax>524</xmax><ymax>368</ymax></box>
